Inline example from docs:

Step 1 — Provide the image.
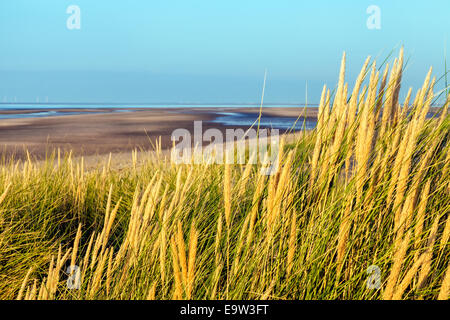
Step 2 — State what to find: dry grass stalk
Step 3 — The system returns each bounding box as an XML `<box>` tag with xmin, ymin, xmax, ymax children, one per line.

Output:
<box><xmin>224</xmin><ymin>163</ymin><xmax>232</xmax><ymax>228</ymax></box>
<box><xmin>287</xmin><ymin>209</ymin><xmax>297</xmax><ymax>275</ymax></box>
<box><xmin>416</xmin><ymin>215</ymin><xmax>440</xmax><ymax>290</ymax></box>
<box><xmin>384</xmin><ymin>231</ymin><xmax>411</xmax><ymax>300</ymax></box>
<box><xmin>438</xmin><ymin>264</ymin><xmax>450</xmax><ymax>300</ymax></box>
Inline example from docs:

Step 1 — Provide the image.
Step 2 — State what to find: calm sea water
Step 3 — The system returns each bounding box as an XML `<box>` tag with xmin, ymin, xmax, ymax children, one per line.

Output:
<box><xmin>0</xmin><ymin>104</ymin><xmax>317</xmax><ymax>130</ymax></box>
<box><xmin>211</xmin><ymin>112</ymin><xmax>315</xmax><ymax>130</ymax></box>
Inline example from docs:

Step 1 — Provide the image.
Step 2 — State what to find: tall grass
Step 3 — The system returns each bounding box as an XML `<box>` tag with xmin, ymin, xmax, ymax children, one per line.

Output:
<box><xmin>1</xmin><ymin>49</ymin><xmax>449</xmax><ymax>300</ymax></box>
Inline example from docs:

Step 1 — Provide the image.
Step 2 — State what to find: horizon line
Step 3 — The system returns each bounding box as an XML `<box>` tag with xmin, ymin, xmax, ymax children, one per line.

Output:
<box><xmin>0</xmin><ymin>102</ymin><xmax>320</xmax><ymax>106</ymax></box>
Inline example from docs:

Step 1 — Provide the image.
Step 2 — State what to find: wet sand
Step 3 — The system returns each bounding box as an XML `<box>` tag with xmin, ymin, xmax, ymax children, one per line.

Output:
<box><xmin>0</xmin><ymin>107</ymin><xmax>316</xmax><ymax>160</ymax></box>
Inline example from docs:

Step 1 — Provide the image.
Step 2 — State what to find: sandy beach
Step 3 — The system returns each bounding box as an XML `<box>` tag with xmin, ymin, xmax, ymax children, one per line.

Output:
<box><xmin>0</xmin><ymin>107</ymin><xmax>317</xmax><ymax>160</ymax></box>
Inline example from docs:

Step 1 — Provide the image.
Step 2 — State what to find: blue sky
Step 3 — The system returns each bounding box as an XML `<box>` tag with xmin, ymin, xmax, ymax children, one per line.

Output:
<box><xmin>0</xmin><ymin>0</ymin><xmax>449</xmax><ymax>103</ymax></box>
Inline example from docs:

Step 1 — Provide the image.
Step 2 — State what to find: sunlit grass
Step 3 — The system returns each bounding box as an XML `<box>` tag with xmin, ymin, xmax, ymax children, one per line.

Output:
<box><xmin>1</xmin><ymin>49</ymin><xmax>449</xmax><ymax>300</ymax></box>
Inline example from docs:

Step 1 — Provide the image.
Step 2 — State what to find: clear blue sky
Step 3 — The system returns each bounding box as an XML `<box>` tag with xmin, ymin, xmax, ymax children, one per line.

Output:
<box><xmin>0</xmin><ymin>0</ymin><xmax>448</xmax><ymax>103</ymax></box>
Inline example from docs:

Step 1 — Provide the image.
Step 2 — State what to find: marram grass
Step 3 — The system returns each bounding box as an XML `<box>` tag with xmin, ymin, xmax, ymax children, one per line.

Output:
<box><xmin>1</xmin><ymin>49</ymin><xmax>449</xmax><ymax>300</ymax></box>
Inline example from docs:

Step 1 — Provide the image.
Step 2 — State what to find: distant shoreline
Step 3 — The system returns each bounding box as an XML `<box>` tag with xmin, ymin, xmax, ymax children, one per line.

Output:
<box><xmin>0</xmin><ymin>107</ymin><xmax>317</xmax><ymax>160</ymax></box>
<box><xmin>0</xmin><ymin>102</ymin><xmax>319</xmax><ymax>106</ymax></box>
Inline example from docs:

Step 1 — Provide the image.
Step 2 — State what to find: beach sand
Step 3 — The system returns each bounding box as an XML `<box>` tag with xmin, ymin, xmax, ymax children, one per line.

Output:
<box><xmin>0</xmin><ymin>107</ymin><xmax>317</xmax><ymax>160</ymax></box>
